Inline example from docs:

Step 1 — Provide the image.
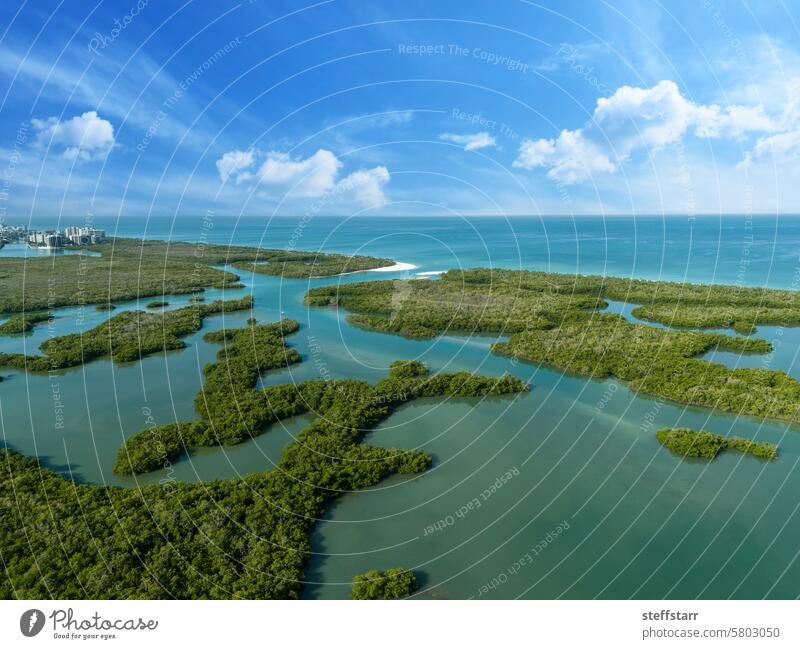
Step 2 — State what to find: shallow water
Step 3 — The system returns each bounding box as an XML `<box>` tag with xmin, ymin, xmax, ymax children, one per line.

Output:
<box><xmin>0</xmin><ymin>241</ymin><xmax>101</xmax><ymax>258</ymax></box>
<box><xmin>3</xmin><ymin>215</ymin><xmax>800</xmax><ymax>598</ymax></box>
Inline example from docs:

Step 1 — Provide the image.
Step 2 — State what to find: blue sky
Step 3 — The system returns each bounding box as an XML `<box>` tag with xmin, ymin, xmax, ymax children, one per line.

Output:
<box><xmin>1</xmin><ymin>0</ymin><xmax>799</xmax><ymax>217</ymax></box>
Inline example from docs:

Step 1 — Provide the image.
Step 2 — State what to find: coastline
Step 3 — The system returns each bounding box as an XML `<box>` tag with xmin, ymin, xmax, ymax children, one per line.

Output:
<box><xmin>369</xmin><ymin>262</ymin><xmax>417</xmax><ymax>273</ymax></box>
<box><xmin>4</xmin><ymin>226</ymin><xmax>800</xmax><ymax>601</ymax></box>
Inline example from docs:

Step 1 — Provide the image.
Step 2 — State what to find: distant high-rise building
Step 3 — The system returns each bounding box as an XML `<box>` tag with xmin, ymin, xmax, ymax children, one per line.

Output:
<box><xmin>64</xmin><ymin>226</ymin><xmax>105</xmax><ymax>245</ymax></box>
<box><xmin>44</xmin><ymin>233</ymin><xmax>64</xmax><ymax>249</ymax></box>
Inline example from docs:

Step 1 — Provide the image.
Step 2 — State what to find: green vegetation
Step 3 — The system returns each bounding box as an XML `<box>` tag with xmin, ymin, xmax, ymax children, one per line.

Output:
<box><xmin>146</xmin><ymin>300</ymin><xmax>169</xmax><ymax>309</ymax></box>
<box><xmin>115</xmin><ymin>322</ymin><xmax>527</xmax><ymax>476</ymax></box>
<box><xmin>305</xmin><ymin>268</ymin><xmax>800</xmax><ymax>422</ymax></box>
<box><xmin>113</xmin><ymin>420</ymin><xmax>207</xmax><ymax>478</ymax></box>
<box><xmin>231</xmin><ymin>251</ymin><xmax>391</xmax><ymax>279</ymax></box>
<box><xmin>0</xmin><ymin>312</ymin><xmax>51</xmax><ymax>335</ymax></box>
<box><xmin>656</xmin><ymin>427</ymin><xmax>778</xmax><ymax>460</ymax></box>
<box><xmin>0</xmin><ymin>297</ymin><xmax>253</xmax><ymax>372</ymax></box>
<box><xmin>305</xmin><ymin>268</ymin><xmax>800</xmax><ymax>336</ymax></box>
<box><xmin>95</xmin><ymin>303</ymin><xmax>116</xmax><ymax>311</ymax></box>
<box><xmin>0</xmin><ymin>237</ymin><xmax>394</xmax><ymax>313</ymax></box>
<box><xmin>631</xmin><ymin>304</ymin><xmax>800</xmax><ymax>335</ymax></box>
<box><xmin>114</xmin><ymin>317</ymin><xmax>302</xmax><ymax>475</ymax></box>
<box><xmin>351</xmin><ymin>568</ymin><xmax>419</xmax><ymax>599</ymax></box>
<box><xmin>491</xmin><ymin>317</ymin><xmax>795</xmax><ymax>419</ymax></box>
<box><xmin>725</xmin><ymin>435</ymin><xmax>780</xmax><ymax>459</ymax></box>
<box><xmin>6</xmin><ymin>256</ymin><xmax>792</xmax><ymax>600</ymax></box>
<box><xmin>1</xmin><ymin>349</ymin><xmax>526</xmax><ymax>598</ymax></box>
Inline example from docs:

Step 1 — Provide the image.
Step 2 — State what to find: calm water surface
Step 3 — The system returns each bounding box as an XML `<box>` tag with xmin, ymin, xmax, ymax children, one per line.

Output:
<box><xmin>3</xmin><ymin>215</ymin><xmax>800</xmax><ymax>598</ymax></box>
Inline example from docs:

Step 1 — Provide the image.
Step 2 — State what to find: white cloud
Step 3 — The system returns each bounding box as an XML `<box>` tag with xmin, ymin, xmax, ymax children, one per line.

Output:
<box><xmin>0</xmin><ymin>39</ymin><xmax>221</xmax><ymax>152</ymax></box>
<box><xmin>740</xmin><ymin>129</ymin><xmax>800</xmax><ymax>168</ymax></box>
<box><xmin>215</xmin><ymin>148</ymin><xmax>389</xmax><ymax>206</ymax></box>
<box><xmin>337</xmin><ymin>166</ymin><xmax>390</xmax><ymax>207</ymax></box>
<box><xmin>363</xmin><ymin>111</ymin><xmax>414</xmax><ymax>127</ymax></box>
<box><xmin>516</xmin><ymin>129</ymin><xmax>614</xmax><ymax>183</ymax></box>
<box><xmin>31</xmin><ymin>111</ymin><xmax>114</xmax><ymax>162</ymax></box>
<box><xmin>255</xmin><ymin>149</ymin><xmax>342</xmax><ymax>197</ymax></box>
<box><xmin>514</xmin><ymin>80</ymin><xmax>776</xmax><ymax>183</ymax></box>
<box><xmin>215</xmin><ymin>149</ymin><xmax>255</xmax><ymax>182</ymax></box>
<box><xmin>692</xmin><ymin>104</ymin><xmax>776</xmax><ymax>138</ymax></box>
<box><xmin>439</xmin><ymin>132</ymin><xmax>497</xmax><ymax>151</ymax></box>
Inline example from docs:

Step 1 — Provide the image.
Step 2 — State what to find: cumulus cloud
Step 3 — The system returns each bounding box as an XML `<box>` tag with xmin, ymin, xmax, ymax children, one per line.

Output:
<box><xmin>31</xmin><ymin>111</ymin><xmax>114</xmax><ymax>162</ymax></box>
<box><xmin>516</xmin><ymin>129</ymin><xmax>614</xmax><ymax>184</ymax></box>
<box><xmin>741</xmin><ymin>130</ymin><xmax>800</xmax><ymax>168</ymax></box>
<box><xmin>255</xmin><ymin>149</ymin><xmax>341</xmax><ymax>197</ymax></box>
<box><xmin>216</xmin><ymin>149</ymin><xmax>255</xmax><ymax>182</ymax></box>
<box><xmin>215</xmin><ymin>147</ymin><xmax>389</xmax><ymax>206</ymax></box>
<box><xmin>692</xmin><ymin>104</ymin><xmax>776</xmax><ymax>138</ymax></box>
<box><xmin>513</xmin><ymin>80</ymin><xmax>777</xmax><ymax>183</ymax></box>
<box><xmin>439</xmin><ymin>132</ymin><xmax>497</xmax><ymax>151</ymax></box>
<box><xmin>337</xmin><ymin>166</ymin><xmax>390</xmax><ymax>207</ymax></box>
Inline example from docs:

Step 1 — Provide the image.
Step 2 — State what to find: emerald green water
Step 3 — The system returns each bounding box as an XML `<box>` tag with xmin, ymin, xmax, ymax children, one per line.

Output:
<box><xmin>3</xmin><ymin>215</ymin><xmax>800</xmax><ymax>598</ymax></box>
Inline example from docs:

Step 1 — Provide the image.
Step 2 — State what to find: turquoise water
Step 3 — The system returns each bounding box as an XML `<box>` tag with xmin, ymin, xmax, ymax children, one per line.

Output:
<box><xmin>0</xmin><ymin>241</ymin><xmax>102</xmax><ymax>258</ymax></box>
<box><xmin>3</xmin><ymin>215</ymin><xmax>800</xmax><ymax>598</ymax></box>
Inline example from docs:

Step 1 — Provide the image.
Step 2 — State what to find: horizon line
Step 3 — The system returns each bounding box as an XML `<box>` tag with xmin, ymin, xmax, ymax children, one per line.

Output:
<box><xmin>4</xmin><ymin>213</ymin><xmax>800</xmax><ymax>220</ymax></box>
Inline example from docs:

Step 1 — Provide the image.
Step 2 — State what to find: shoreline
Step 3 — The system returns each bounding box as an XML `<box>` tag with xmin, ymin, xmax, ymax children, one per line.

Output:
<box><xmin>317</xmin><ymin>261</ymin><xmax>418</xmax><ymax>278</ymax></box>
<box><xmin>369</xmin><ymin>262</ymin><xmax>417</xmax><ymax>273</ymax></box>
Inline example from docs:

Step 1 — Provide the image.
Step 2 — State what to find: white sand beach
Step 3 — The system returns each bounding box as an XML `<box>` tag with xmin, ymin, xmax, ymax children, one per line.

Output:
<box><xmin>315</xmin><ymin>261</ymin><xmax>418</xmax><ymax>278</ymax></box>
<box><xmin>369</xmin><ymin>262</ymin><xmax>417</xmax><ymax>273</ymax></box>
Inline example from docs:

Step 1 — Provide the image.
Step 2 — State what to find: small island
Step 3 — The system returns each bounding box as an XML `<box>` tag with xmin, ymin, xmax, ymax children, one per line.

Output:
<box><xmin>0</xmin><ymin>312</ymin><xmax>51</xmax><ymax>335</ymax></box>
<box><xmin>656</xmin><ymin>427</ymin><xmax>778</xmax><ymax>460</ymax></box>
<box><xmin>351</xmin><ymin>568</ymin><xmax>420</xmax><ymax>599</ymax></box>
